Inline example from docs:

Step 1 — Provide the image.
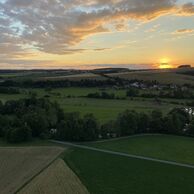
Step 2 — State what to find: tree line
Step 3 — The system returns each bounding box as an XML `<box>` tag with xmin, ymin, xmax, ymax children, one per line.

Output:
<box><xmin>127</xmin><ymin>87</ymin><xmax>194</xmax><ymax>99</ymax></box>
<box><xmin>0</xmin><ymin>97</ymin><xmax>64</xmax><ymax>143</ymax></box>
<box><xmin>0</xmin><ymin>87</ymin><xmax>20</xmax><ymax>94</ymax></box>
<box><xmin>86</xmin><ymin>88</ymin><xmax>194</xmax><ymax>101</ymax></box>
<box><xmin>0</xmin><ymin>78</ymin><xmax>163</xmax><ymax>89</ymax></box>
<box><xmin>0</xmin><ymin>97</ymin><xmax>194</xmax><ymax>143</ymax></box>
<box><xmin>99</xmin><ymin>108</ymin><xmax>194</xmax><ymax>138</ymax></box>
<box><xmin>0</xmin><ymin>79</ymin><xmax>119</xmax><ymax>88</ymax></box>
<box><xmin>87</xmin><ymin>92</ymin><xmax>116</xmax><ymax>99</ymax></box>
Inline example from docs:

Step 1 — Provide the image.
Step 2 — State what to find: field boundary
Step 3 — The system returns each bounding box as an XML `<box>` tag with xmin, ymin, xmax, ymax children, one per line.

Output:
<box><xmin>51</xmin><ymin>140</ymin><xmax>194</xmax><ymax>169</ymax></box>
<box><xmin>83</xmin><ymin>133</ymin><xmax>162</xmax><ymax>143</ymax></box>
<box><xmin>14</xmin><ymin>148</ymin><xmax>65</xmax><ymax>194</ymax></box>
<box><xmin>83</xmin><ymin>133</ymin><xmax>194</xmax><ymax>144</ymax></box>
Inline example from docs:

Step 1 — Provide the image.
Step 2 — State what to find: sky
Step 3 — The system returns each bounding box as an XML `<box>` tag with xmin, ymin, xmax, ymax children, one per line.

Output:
<box><xmin>0</xmin><ymin>0</ymin><xmax>194</xmax><ymax>70</ymax></box>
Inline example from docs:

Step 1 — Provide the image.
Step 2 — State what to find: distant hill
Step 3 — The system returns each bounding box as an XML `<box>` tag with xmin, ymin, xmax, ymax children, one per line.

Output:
<box><xmin>91</xmin><ymin>68</ymin><xmax>130</xmax><ymax>74</ymax></box>
<box><xmin>104</xmin><ymin>68</ymin><xmax>194</xmax><ymax>85</ymax></box>
<box><xmin>178</xmin><ymin>65</ymin><xmax>191</xmax><ymax>69</ymax></box>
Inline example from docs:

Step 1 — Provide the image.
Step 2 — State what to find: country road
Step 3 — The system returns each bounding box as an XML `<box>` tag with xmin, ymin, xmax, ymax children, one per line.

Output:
<box><xmin>51</xmin><ymin>140</ymin><xmax>194</xmax><ymax>169</ymax></box>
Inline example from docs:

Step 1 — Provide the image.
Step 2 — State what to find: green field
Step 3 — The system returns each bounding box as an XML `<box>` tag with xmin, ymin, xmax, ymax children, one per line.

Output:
<box><xmin>88</xmin><ymin>135</ymin><xmax>194</xmax><ymax>165</ymax></box>
<box><xmin>32</xmin><ymin>87</ymin><xmax>126</xmax><ymax>97</ymax></box>
<box><xmin>59</xmin><ymin>98</ymin><xmax>180</xmax><ymax>122</ymax></box>
<box><xmin>64</xmin><ymin>147</ymin><xmax>194</xmax><ymax>194</ymax></box>
<box><xmin>0</xmin><ymin>87</ymin><xmax>185</xmax><ymax>122</ymax></box>
<box><xmin>63</xmin><ymin>135</ymin><xmax>194</xmax><ymax>194</ymax></box>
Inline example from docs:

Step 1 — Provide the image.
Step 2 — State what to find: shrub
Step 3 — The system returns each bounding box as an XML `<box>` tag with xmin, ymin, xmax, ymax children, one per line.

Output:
<box><xmin>6</xmin><ymin>125</ymin><xmax>32</xmax><ymax>143</ymax></box>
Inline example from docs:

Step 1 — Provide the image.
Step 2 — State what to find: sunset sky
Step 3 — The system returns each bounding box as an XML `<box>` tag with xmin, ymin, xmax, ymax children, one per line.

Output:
<box><xmin>0</xmin><ymin>0</ymin><xmax>194</xmax><ymax>69</ymax></box>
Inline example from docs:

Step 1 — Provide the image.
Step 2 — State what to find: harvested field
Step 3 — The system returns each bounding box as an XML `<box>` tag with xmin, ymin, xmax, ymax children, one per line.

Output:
<box><xmin>42</xmin><ymin>73</ymin><xmax>106</xmax><ymax>81</ymax></box>
<box><xmin>19</xmin><ymin>159</ymin><xmax>89</xmax><ymax>194</ymax></box>
<box><xmin>108</xmin><ymin>71</ymin><xmax>194</xmax><ymax>85</ymax></box>
<box><xmin>0</xmin><ymin>147</ymin><xmax>64</xmax><ymax>194</ymax></box>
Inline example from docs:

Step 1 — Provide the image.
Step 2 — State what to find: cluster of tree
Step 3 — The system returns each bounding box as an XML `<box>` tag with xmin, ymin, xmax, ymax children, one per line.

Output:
<box><xmin>177</xmin><ymin>70</ymin><xmax>194</xmax><ymax>77</ymax></box>
<box><xmin>1</xmin><ymin>97</ymin><xmax>194</xmax><ymax>144</ymax></box>
<box><xmin>186</xmin><ymin>101</ymin><xmax>194</xmax><ymax>107</ymax></box>
<box><xmin>91</xmin><ymin>68</ymin><xmax>130</xmax><ymax>74</ymax></box>
<box><xmin>158</xmin><ymin>89</ymin><xmax>194</xmax><ymax>99</ymax></box>
<box><xmin>0</xmin><ymin>79</ymin><xmax>118</xmax><ymax>88</ymax></box>
<box><xmin>100</xmin><ymin>108</ymin><xmax>193</xmax><ymax>138</ymax></box>
<box><xmin>126</xmin><ymin>87</ymin><xmax>194</xmax><ymax>99</ymax></box>
<box><xmin>54</xmin><ymin>107</ymin><xmax>194</xmax><ymax>141</ymax></box>
<box><xmin>0</xmin><ymin>87</ymin><xmax>20</xmax><ymax>94</ymax></box>
<box><xmin>126</xmin><ymin>88</ymin><xmax>139</xmax><ymax>97</ymax></box>
<box><xmin>54</xmin><ymin>113</ymin><xmax>99</xmax><ymax>141</ymax></box>
<box><xmin>0</xmin><ymin>78</ymin><xmax>161</xmax><ymax>89</ymax></box>
<box><xmin>0</xmin><ymin>97</ymin><xmax>64</xmax><ymax>143</ymax></box>
<box><xmin>0</xmin><ymin>70</ymin><xmax>27</xmax><ymax>74</ymax></box>
<box><xmin>141</xmin><ymin>90</ymin><xmax>194</xmax><ymax>99</ymax></box>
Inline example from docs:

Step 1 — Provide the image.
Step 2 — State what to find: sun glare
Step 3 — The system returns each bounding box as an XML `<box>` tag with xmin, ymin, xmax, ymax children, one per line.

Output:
<box><xmin>159</xmin><ymin>58</ymin><xmax>172</xmax><ymax>69</ymax></box>
<box><xmin>160</xmin><ymin>58</ymin><xmax>170</xmax><ymax>64</ymax></box>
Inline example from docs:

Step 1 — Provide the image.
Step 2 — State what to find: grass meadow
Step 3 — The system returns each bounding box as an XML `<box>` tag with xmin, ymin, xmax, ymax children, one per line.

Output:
<box><xmin>88</xmin><ymin>134</ymin><xmax>194</xmax><ymax>165</ymax></box>
<box><xmin>63</xmin><ymin>135</ymin><xmax>194</xmax><ymax>194</ymax></box>
<box><xmin>64</xmin><ymin>147</ymin><xmax>194</xmax><ymax>194</ymax></box>
<box><xmin>0</xmin><ymin>87</ymin><xmax>184</xmax><ymax>122</ymax></box>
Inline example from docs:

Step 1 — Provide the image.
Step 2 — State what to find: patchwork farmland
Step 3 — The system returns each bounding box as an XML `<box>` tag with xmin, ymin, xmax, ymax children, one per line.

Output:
<box><xmin>1</xmin><ymin>69</ymin><xmax>194</xmax><ymax>193</ymax></box>
<box><xmin>2</xmin><ymin>135</ymin><xmax>194</xmax><ymax>193</ymax></box>
<box><xmin>0</xmin><ymin>146</ymin><xmax>89</xmax><ymax>194</ymax></box>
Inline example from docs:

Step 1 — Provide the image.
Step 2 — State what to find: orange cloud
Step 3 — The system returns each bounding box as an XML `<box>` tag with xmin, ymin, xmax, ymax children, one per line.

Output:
<box><xmin>0</xmin><ymin>0</ymin><xmax>194</xmax><ymax>61</ymax></box>
<box><xmin>173</xmin><ymin>29</ymin><xmax>194</xmax><ymax>35</ymax></box>
<box><xmin>177</xmin><ymin>3</ymin><xmax>194</xmax><ymax>16</ymax></box>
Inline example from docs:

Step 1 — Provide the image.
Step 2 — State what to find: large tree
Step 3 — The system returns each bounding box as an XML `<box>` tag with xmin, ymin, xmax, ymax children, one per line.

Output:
<box><xmin>117</xmin><ymin>110</ymin><xmax>138</xmax><ymax>136</ymax></box>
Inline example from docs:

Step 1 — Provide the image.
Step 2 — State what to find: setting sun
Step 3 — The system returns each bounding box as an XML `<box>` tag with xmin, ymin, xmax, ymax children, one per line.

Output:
<box><xmin>159</xmin><ymin>58</ymin><xmax>172</xmax><ymax>69</ymax></box>
<box><xmin>0</xmin><ymin>0</ymin><xmax>193</xmax><ymax>69</ymax></box>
